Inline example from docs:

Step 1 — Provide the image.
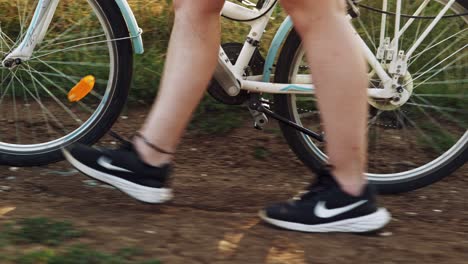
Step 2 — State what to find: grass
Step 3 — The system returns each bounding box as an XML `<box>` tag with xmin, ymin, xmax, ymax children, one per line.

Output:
<box><xmin>189</xmin><ymin>96</ymin><xmax>246</xmax><ymax>135</ymax></box>
<box><xmin>16</xmin><ymin>246</ymin><xmax>161</xmax><ymax>264</ymax></box>
<box><xmin>5</xmin><ymin>217</ymin><xmax>82</xmax><ymax>246</ymax></box>
<box><xmin>253</xmin><ymin>146</ymin><xmax>271</xmax><ymax>160</ymax></box>
<box><xmin>0</xmin><ymin>218</ymin><xmax>161</xmax><ymax>264</ymax></box>
<box><xmin>417</xmin><ymin>122</ymin><xmax>458</xmax><ymax>152</ymax></box>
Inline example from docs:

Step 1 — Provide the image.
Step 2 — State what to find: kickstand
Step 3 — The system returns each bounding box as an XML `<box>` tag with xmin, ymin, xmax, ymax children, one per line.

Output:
<box><xmin>248</xmin><ymin>96</ymin><xmax>325</xmax><ymax>142</ymax></box>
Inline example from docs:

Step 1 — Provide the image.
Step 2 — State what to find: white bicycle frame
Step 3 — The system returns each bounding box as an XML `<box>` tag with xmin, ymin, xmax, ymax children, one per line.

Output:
<box><xmin>217</xmin><ymin>0</ymin><xmax>457</xmax><ymax>101</ymax></box>
<box><xmin>2</xmin><ymin>0</ymin><xmax>458</xmax><ymax>102</ymax></box>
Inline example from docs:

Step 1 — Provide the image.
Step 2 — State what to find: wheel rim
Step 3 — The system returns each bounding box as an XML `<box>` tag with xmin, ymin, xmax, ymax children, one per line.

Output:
<box><xmin>288</xmin><ymin>0</ymin><xmax>467</xmax><ymax>182</ymax></box>
<box><xmin>0</xmin><ymin>0</ymin><xmax>117</xmax><ymax>154</ymax></box>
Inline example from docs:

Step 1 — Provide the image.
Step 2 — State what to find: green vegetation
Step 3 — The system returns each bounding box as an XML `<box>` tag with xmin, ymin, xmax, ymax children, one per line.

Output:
<box><xmin>0</xmin><ymin>218</ymin><xmax>161</xmax><ymax>264</ymax></box>
<box><xmin>15</xmin><ymin>246</ymin><xmax>161</xmax><ymax>264</ymax></box>
<box><xmin>0</xmin><ymin>0</ymin><xmax>466</xmax><ymax>136</ymax></box>
<box><xmin>417</xmin><ymin>122</ymin><xmax>458</xmax><ymax>152</ymax></box>
<box><xmin>5</xmin><ymin>217</ymin><xmax>82</xmax><ymax>246</ymax></box>
<box><xmin>128</xmin><ymin>1</ymin><xmax>286</xmax><ymax>134</ymax></box>
<box><xmin>0</xmin><ymin>0</ymin><xmax>287</xmax><ymax>135</ymax></box>
<box><xmin>253</xmin><ymin>146</ymin><xmax>271</xmax><ymax>160</ymax></box>
<box><xmin>189</xmin><ymin>96</ymin><xmax>246</xmax><ymax>134</ymax></box>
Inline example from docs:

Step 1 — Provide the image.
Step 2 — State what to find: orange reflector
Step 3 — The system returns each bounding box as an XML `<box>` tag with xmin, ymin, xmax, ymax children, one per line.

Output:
<box><xmin>68</xmin><ymin>75</ymin><xmax>95</xmax><ymax>102</ymax></box>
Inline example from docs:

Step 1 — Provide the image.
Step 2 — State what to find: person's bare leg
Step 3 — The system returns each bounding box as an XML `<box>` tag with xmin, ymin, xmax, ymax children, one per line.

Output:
<box><xmin>133</xmin><ymin>0</ymin><xmax>225</xmax><ymax>166</ymax></box>
<box><xmin>281</xmin><ymin>0</ymin><xmax>368</xmax><ymax>196</ymax></box>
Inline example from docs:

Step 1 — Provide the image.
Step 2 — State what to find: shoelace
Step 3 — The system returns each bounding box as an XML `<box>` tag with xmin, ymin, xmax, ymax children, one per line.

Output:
<box><xmin>290</xmin><ymin>166</ymin><xmax>336</xmax><ymax>203</ymax></box>
<box><xmin>299</xmin><ymin>175</ymin><xmax>335</xmax><ymax>200</ymax></box>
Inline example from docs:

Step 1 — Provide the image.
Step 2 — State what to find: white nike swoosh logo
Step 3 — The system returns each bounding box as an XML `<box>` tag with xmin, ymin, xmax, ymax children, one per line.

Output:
<box><xmin>314</xmin><ymin>200</ymin><xmax>368</xmax><ymax>218</ymax></box>
<box><xmin>97</xmin><ymin>156</ymin><xmax>132</xmax><ymax>173</ymax></box>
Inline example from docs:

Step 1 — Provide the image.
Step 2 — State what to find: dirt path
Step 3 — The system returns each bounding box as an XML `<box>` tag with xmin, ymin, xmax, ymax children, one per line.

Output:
<box><xmin>1</xmin><ymin>109</ymin><xmax>467</xmax><ymax>263</ymax></box>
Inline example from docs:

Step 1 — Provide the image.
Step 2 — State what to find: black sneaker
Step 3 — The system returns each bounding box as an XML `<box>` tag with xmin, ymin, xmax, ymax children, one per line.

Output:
<box><xmin>259</xmin><ymin>173</ymin><xmax>391</xmax><ymax>233</ymax></box>
<box><xmin>62</xmin><ymin>141</ymin><xmax>173</xmax><ymax>204</ymax></box>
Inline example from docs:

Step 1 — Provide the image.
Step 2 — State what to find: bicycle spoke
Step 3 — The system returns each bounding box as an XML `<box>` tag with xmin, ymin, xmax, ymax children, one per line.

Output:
<box><xmin>0</xmin><ymin>72</ymin><xmax>14</xmax><ymax>105</ymax></box>
<box><xmin>410</xmin><ymin>34</ymin><xmax>466</xmax><ymax>73</ymax></box>
<box><xmin>11</xmin><ymin>75</ymin><xmax>20</xmax><ymax>143</ymax></box>
<box><xmin>405</xmin><ymin>102</ymin><xmax>465</xmax><ymax>113</ymax></box>
<box><xmin>413</xmin><ymin>63</ymin><xmax>468</xmax><ymax>77</ymax></box>
<box><xmin>409</xmin><ymin>28</ymin><xmax>467</xmax><ymax>66</ymax></box>
<box><xmin>367</xmin><ymin>109</ymin><xmax>384</xmax><ymax>128</ymax></box>
<box><xmin>38</xmin><ymin>12</ymin><xmax>94</xmax><ymax>51</ymax></box>
<box><xmin>413</xmin><ymin>4</ymin><xmax>427</xmax><ymax>44</ymax></box>
<box><xmin>0</xmin><ymin>71</ymin><xmax>12</xmax><ymax>87</ymax></box>
<box><xmin>396</xmin><ymin>108</ymin><xmax>413</xmax><ymax>161</ymax></box>
<box><xmin>35</xmin><ymin>46</ymin><xmax>109</xmax><ymax>56</ymax></box>
<box><xmin>31</xmin><ymin>42</ymin><xmax>111</xmax><ymax>59</ymax></box>
<box><xmin>27</xmin><ymin>63</ymin><xmax>98</xmax><ymax>114</ymax></box>
<box><xmin>409</xmin><ymin>99</ymin><xmax>455</xmax><ymax>135</ymax></box>
<box><xmin>398</xmin><ymin>109</ymin><xmax>443</xmax><ymax>153</ymax></box>
<box><xmin>0</xmin><ymin>0</ymin><xmax>121</xmax><ymax>161</ymax></box>
<box><xmin>24</xmin><ymin>63</ymin><xmax>54</xmax><ymax>138</ymax></box>
<box><xmin>370</xmin><ymin>10</ymin><xmax>377</xmax><ymax>49</ymax></box>
<box><xmin>411</xmin><ymin>94</ymin><xmax>467</xmax><ymax>128</ymax></box>
<box><xmin>357</xmin><ymin>17</ymin><xmax>378</xmax><ymax>51</ymax></box>
<box><xmin>16</xmin><ymin>0</ymin><xmax>25</xmax><ymax>41</ymax></box>
<box><xmin>40</xmin><ymin>30</ymin><xmax>105</xmax><ymax>46</ymax></box>
<box><xmin>416</xmin><ymin>93</ymin><xmax>468</xmax><ymax>99</ymax></box>
<box><xmin>38</xmin><ymin>33</ymin><xmax>106</xmax><ymax>51</ymax></box>
<box><xmin>0</xmin><ymin>23</ymin><xmax>9</xmax><ymax>53</ymax></box>
<box><xmin>412</xmin><ymin>55</ymin><xmax>467</xmax><ymax>90</ymax></box>
<box><xmin>413</xmin><ymin>79</ymin><xmax>468</xmax><ymax>86</ymax></box>
<box><xmin>16</xmin><ymin>68</ymin><xmax>79</xmax><ymax>81</ymax></box>
<box><xmin>10</xmin><ymin>70</ymin><xmax>68</xmax><ymax>133</ymax></box>
<box><xmin>36</xmin><ymin>58</ymin><xmax>82</xmax><ymax>84</ymax></box>
<box><xmin>35</xmin><ymin>57</ymin><xmax>110</xmax><ymax>91</ymax></box>
<box><xmin>19</xmin><ymin>71</ymin><xmax>38</xmax><ymax>142</ymax></box>
<box><xmin>13</xmin><ymin>0</ymin><xmax>43</xmax><ymax>47</ymax></box>
<box><xmin>407</xmin><ymin>44</ymin><xmax>467</xmax><ymax>86</ymax></box>
<box><xmin>0</xmin><ymin>31</ymin><xmax>14</xmax><ymax>50</ymax></box>
<box><xmin>38</xmin><ymin>60</ymin><xmax>109</xmax><ymax>68</ymax></box>
<box><xmin>21</xmin><ymin>70</ymin><xmax>83</xmax><ymax>125</ymax></box>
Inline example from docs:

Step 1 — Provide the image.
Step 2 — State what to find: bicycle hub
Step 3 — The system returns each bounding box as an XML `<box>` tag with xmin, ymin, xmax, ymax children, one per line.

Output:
<box><xmin>2</xmin><ymin>58</ymin><xmax>22</xmax><ymax>69</ymax></box>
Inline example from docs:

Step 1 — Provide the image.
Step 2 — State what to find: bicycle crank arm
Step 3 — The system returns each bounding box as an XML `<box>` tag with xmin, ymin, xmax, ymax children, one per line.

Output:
<box><xmin>250</xmin><ymin>101</ymin><xmax>325</xmax><ymax>142</ymax></box>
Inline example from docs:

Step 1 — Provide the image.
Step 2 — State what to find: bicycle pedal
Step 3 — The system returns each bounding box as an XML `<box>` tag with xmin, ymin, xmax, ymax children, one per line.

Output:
<box><xmin>249</xmin><ymin>109</ymin><xmax>269</xmax><ymax>130</ymax></box>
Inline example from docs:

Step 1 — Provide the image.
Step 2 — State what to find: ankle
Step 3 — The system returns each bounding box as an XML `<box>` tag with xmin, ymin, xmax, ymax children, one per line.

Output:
<box><xmin>133</xmin><ymin>135</ymin><xmax>173</xmax><ymax>167</ymax></box>
<box><xmin>340</xmin><ymin>183</ymin><xmax>366</xmax><ymax>197</ymax></box>
<box><xmin>330</xmin><ymin>166</ymin><xmax>367</xmax><ymax>196</ymax></box>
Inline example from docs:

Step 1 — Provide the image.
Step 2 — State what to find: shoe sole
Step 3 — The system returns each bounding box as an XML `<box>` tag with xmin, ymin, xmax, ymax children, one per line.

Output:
<box><xmin>63</xmin><ymin>149</ymin><xmax>173</xmax><ymax>204</ymax></box>
<box><xmin>258</xmin><ymin>208</ymin><xmax>391</xmax><ymax>233</ymax></box>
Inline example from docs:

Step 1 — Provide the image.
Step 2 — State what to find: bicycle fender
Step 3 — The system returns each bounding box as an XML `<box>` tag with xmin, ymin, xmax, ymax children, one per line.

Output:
<box><xmin>262</xmin><ymin>16</ymin><xmax>293</xmax><ymax>82</ymax></box>
<box><xmin>115</xmin><ymin>0</ymin><xmax>144</xmax><ymax>54</ymax></box>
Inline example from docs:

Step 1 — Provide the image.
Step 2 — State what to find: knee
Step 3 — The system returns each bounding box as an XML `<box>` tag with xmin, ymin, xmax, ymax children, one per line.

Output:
<box><xmin>173</xmin><ymin>0</ymin><xmax>225</xmax><ymax>16</ymax></box>
<box><xmin>281</xmin><ymin>0</ymin><xmax>345</xmax><ymax>14</ymax></box>
<box><xmin>281</xmin><ymin>0</ymin><xmax>346</xmax><ymax>31</ymax></box>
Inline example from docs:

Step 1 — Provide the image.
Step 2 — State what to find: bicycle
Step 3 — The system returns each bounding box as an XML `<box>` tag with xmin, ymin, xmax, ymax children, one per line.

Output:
<box><xmin>0</xmin><ymin>0</ymin><xmax>466</xmax><ymax>194</ymax></box>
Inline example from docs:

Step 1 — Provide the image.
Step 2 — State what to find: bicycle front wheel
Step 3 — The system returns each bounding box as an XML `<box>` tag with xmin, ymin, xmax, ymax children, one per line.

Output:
<box><xmin>0</xmin><ymin>0</ymin><xmax>133</xmax><ymax>166</ymax></box>
<box><xmin>274</xmin><ymin>0</ymin><xmax>467</xmax><ymax>194</ymax></box>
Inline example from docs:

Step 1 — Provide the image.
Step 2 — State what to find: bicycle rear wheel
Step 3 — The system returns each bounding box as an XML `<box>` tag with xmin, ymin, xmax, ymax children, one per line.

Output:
<box><xmin>274</xmin><ymin>0</ymin><xmax>467</xmax><ymax>194</ymax></box>
<box><xmin>0</xmin><ymin>0</ymin><xmax>133</xmax><ymax>166</ymax></box>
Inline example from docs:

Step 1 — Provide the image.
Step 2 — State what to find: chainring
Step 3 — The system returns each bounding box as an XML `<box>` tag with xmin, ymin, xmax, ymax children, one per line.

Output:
<box><xmin>208</xmin><ymin>42</ymin><xmax>265</xmax><ymax>105</ymax></box>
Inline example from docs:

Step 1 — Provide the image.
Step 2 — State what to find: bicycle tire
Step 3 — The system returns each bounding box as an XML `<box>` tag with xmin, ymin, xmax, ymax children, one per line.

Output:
<box><xmin>0</xmin><ymin>0</ymin><xmax>133</xmax><ymax>166</ymax></box>
<box><xmin>273</xmin><ymin>0</ymin><xmax>467</xmax><ymax>194</ymax></box>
